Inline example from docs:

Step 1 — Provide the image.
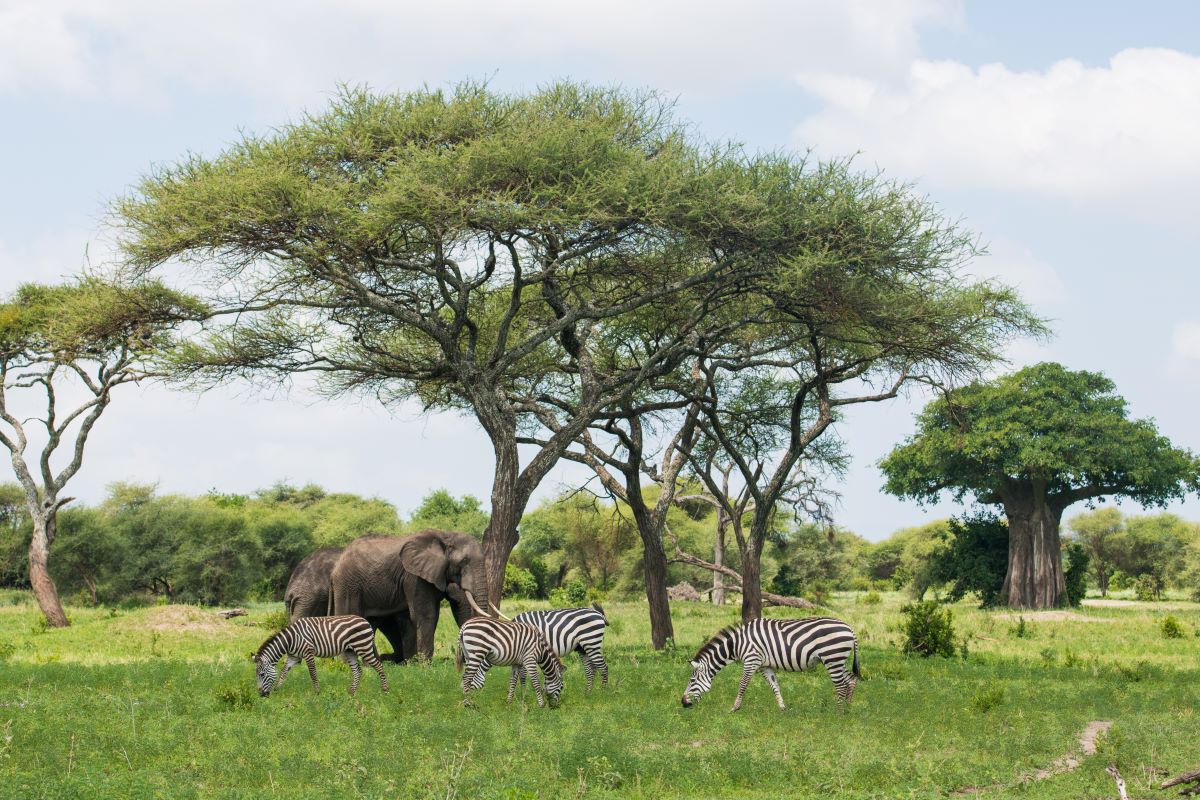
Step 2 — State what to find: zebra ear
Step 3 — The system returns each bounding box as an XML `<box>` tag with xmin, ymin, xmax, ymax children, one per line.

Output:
<box><xmin>689</xmin><ymin>660</ymin><xmax>699</xmax><ymax>669</ymax></box>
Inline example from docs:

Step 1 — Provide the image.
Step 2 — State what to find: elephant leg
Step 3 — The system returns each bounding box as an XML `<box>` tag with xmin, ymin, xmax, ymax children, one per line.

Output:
<box><xmin>371</xmin><ymin>615</ymin><xmax>407</xmax><ymax>663</ymax></box>
<box><xmin>404</xmin><ymin>580</ymin><xmax>440</xmax><ymax>661</ymax></box>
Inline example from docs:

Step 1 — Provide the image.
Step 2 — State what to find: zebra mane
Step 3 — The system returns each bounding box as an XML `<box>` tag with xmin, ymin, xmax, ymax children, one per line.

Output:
<box><xmin>693</xmin><ymin>624</ymin><xmax>741</xmax><ymax>661</ymax></box>
<box><xmin>255</xmin><ymin>629</ymin><xmax>284</xmax><ymax>660</ymax></box>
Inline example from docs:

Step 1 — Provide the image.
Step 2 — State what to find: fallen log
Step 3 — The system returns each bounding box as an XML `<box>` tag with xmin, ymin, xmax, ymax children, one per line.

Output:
<box><xmin>1162</xmin><ymin>768</ymin><xmax>1200</xmax><ymax>795</ymax></box>
<box><xmin>215</xmin><ymin>608</ymin><xmax>247</xmax><ymax>619</ymax></box>
<box><xmin>668</xmin><ymin>542</ymin><xmax>825</xmax><ymax>611</ymax></box>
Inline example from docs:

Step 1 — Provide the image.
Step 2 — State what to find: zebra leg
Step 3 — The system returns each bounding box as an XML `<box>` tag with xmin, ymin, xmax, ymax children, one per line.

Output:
<box><xmin>304</xmin><ymin>653</ymin><xmax>320</xmax><ymax>694</ymax></box>
<box><xmin>582</xmin><ymin>654</ymin><xmax>595</xmax><ymax>692</ymax></box>
<box><xmin>342</xmin><ymin>652</ymin><xmax>362</xmax><ymax>696</ymax></box>
<box><xmin>523</xmin><ymin>654</ymin><xmax>545</xmax><ymax>708</ymax></box>
<box><xmin>507</xmin><ymin>667</ymin><xmax>520</xmax><ymax>702</ymax></box>
<box><xmin>731</xmin><ymin>654</ymin><xmax>762</xmax><ymax>712</ymax></box>
<box><xmin>363</xmin><ymin>651</ymin><xmax>389</xmax><ymax>693</ymax></box>
<box><xmin>760</xmin><ymin>667</ymin><xmax>785</xmax><ymax>710</ymax></box>
<box><xmin>599</xmin><ymin>653</ymin><xmax>608</xmax><ymax>688</ymax></box>
<box><xmin>824</xmin><ymin>660</ymin><xmax>853</xmax><ymax>711</ymax></box>
<box><xmin>277</xmin><ymin>655</ymin><xmax>301</xmax><ymax>688</ymax></box>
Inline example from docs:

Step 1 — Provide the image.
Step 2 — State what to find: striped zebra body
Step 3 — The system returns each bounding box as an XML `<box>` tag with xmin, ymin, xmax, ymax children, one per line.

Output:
<box><xmin>682</xmin><ymin>617</ymin><xmax>860</xmax><ymax>712</ymax></box>
<box><xmin>253</xmin><ymin>615</ymin><xmax>388</xmax><ymax>697</ymax></box>
<box><xmin>512</xmin><ymin>604</ymin><xmax>609</xmax><ymax>691</ymax></box>
<box><xmin>456</xmin><ymin>618</ymin><xmax>564</xmax><ymax>707</ymax></box>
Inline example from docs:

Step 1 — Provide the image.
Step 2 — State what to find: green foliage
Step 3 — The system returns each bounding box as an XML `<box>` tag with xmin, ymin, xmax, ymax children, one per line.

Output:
<box><xmin>408</xmin><ymin>490</ymin><xmax>489</xmax><ymax>536</ymax></box>
<box><xmin>1011</xmin><ymin>617</ymin><xmax>1029</xmax><ymax>639</ymax></box>
<box><xmin>900</xmin><ymin>601</ymin><xmax>956</xmax><ymax>658</ymax></box>
<box><xmin>1134</xmin><ymin>574</ymin><xmax>1159</xmax><ymax>602</ymax></box>
<box><xmin>503</xmin><ymin>564</ymin><xmax>538</xmax><ymax>599</ymax></box>
<box><xmin>882</xmin><ymin>363</ymin><xmax>1200</xmax><ymax>510</ymax></box>
<box><xmin>860</xmin><ymin>591</ymin><xmax>883</xmax><ymax>606</ymax></box>
<box><xmin>549</xmin><ymin>580</ymin><xmax>588</xmax><ymax>608</ymax></box>
<box><xmin>1062</xmin><ymin>541</ymin><xmax>1090</xmax><ymax>606</ymax></box>
<box><xmin>970</xmin><ymin>684</ymin><xmax>1005</xmax><ymax>713</ymax></box>
<box><xmin>929</xmin><ymin>512</ymin><xmax>1009</xmax><ymax>606</ymax></box>
<box><xmin>1160</xmin><ymin>615</ymin><xmax>1185</xmax><ymax>639</ymax></box>
<box><xmin>215</xmin><ymin>684</ymin><xmax>257</xmax><ymax>712</ymax></box>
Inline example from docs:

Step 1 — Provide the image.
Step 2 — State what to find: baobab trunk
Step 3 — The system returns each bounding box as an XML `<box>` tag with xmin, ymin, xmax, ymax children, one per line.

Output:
<box><xmin>28</xmin><ymin>513</ymin><xmax>69</xmax><ymax>627</ymax></box>
<box><xmin>1001</xmin><ymin>499</ymin><xmax>1066</xmax><ymax>609</ymax></box>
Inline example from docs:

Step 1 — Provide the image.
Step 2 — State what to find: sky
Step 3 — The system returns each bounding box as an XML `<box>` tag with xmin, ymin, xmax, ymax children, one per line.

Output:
<box><xmin>1</xmin><ymin>0</ymin><xmax>1198</xmax><ymax>539</ymax></box>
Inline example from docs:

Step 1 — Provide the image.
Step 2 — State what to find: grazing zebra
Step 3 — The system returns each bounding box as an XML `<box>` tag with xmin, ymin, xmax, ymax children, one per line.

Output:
<box><xmin>455</xmin><ymin>617</ymin><xmax>564</xmax><ymax>708</ymax></box>
<box><xmin>253</xmin><ymin>615</ymin><xmax>389</xmax><ymax>697</ymax></box>
<box><xmin>681</xmin><ymin>617</ymin><xmax>860</xmax><ymax>712</ymax></box>
<box><xmin>510</xmin><ymin>604</ymin><xmax>609</xmax><ymax>693</ymax></box>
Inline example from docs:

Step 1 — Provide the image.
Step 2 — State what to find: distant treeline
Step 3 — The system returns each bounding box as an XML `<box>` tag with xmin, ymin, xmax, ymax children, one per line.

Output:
<box><xmin>1</xmin><ymin>481</ymin><xmax>1196</xmax><ymax>607</ymax></box>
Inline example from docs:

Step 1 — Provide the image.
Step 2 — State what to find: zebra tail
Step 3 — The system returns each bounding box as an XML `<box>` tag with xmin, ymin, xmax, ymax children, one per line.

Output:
<box><xmin>852</xmin><ymin>641</ymin><xmax>862</xmax><ymax>679</ymax></box>
<box><xmin>454</xmin><ymin>643</ymin><xmax>464</xmax><ymax>673</ymax></box>
<box><xmin>592</xmin><ymin>602</ymin><xmax>608</xmax><ymax>622</ymax></box>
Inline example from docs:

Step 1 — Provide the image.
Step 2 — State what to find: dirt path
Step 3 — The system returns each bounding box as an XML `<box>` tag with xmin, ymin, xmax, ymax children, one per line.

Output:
<box><xmin>953</xmin><ymin>720</ymin><xmax>1112</xmax><ymax>795</ymax></box>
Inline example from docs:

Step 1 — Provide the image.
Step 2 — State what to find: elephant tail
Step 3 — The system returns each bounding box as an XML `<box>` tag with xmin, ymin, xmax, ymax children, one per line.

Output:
<box><xmin>592</xmin><ymin>602</ymin><xmax>608</xmax><ymax>623</ymax></box>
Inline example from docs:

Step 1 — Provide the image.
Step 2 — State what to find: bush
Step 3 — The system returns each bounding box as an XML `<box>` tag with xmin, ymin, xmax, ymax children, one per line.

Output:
<box><xmin>503</xmin><ymin>564</ymin><xmax>538</xmax><ymax>599</ymax></box>
<box><xmin>900</xmin><ymin>601</ymin><xmax>956</xmax><ymax>658</ymax></box>
<box><xmin>549</xmin><ymin>580</ymin><xmax>587</xmax><ymax>608</ymax></box>
<box><xmin>1133</xmin><ymin>574</ymin><xmax>1158</xmax><ymax>602</ymax></box>
<box><xmin>1160</xmin><ymin>615</ymin><xmax>1185</xmax><ymax>639</ymax></box>
<box><xmin>1010</xmin><ymin>616</ymin><xmax>1029</xmax><ymax>639</ymax></box>
<box><xmin>1062</xmin><ymin>541</ymin><xmax>1090</xmax><ymax>607</ymax></box>
<box><xmin>970</xmin><ymin>684</ymin><xmax>1005</xmax><ymax>713</ymax></box>
<box><xmin>859</xmin><ymin>591</ymin><xmax>882</xmax><ymax>606</ymax></box>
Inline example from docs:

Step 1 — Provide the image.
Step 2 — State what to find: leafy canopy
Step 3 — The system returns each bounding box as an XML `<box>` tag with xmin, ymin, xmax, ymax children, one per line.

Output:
<box><xmin>881</xmin><ymin>362</ymin><xmax>1200</xmax><ymax>508</ymax></box>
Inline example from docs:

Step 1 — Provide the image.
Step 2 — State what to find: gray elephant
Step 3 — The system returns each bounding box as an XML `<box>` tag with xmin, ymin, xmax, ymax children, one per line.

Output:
<box><xmin>285</xmin><ymin>545</ymin><xmax>414</xmax><ymax>663</ymax></box>
<box><xmin>330</xmin><ymin>530</ymin><xmax>489</xmax><ymax>661</ymax></box>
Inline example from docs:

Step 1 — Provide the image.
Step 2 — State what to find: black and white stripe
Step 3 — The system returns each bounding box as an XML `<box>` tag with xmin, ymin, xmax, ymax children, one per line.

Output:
<box><xmin>253</xmin><ymin>615</ymin><xmax>389</xmax><ymax>697</ymax></box>
<box><xmin>512</xmin><ymin>604</ymin><xmax>609</xmax><ymax>691</ymax></box>
<box><xmin>682</xmin><ymin>617</ymin><xmax>860</xmax><ymax>712</ymax></box>
<box><xmin>456</xmin><ymin>617</ymin><xmax>564</xmax><ymax>707</ymax></box>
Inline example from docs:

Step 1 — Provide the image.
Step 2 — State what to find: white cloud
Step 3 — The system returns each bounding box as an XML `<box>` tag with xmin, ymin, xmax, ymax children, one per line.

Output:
<box><xmin>0</xmin><ymin>230</ymin><xmax>117</xmax><ymax>287</ymax></box>
<box><xmin>0</xmin><ymin>0</ymin><xmax>960</xmax><ymax>106</ymax></box>
<box><xmin>969</xmin><ymin>238</ymin><xmax>1066</xmax><ymax>308</ymax></box>
<box><xmin>795</xmin><ymin>48</ymin><xmax>1200</xmax><ymax>224</ymax></box>
<box><xmin>1168</xmin><ymin>321</ymin><xmax>1200</xmax><ymax>374</ymax></box>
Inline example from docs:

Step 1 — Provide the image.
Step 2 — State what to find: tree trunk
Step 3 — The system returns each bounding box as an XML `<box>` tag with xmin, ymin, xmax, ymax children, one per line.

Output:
<box><xmin>641</xmin><ymin>533</ymin><xmax>675</xmax><ymax>649</ymax></box>
<box><xmin>1097</xmin><ymin>567</ymin><xmax>1109</xmax><ymax>597</ymax></box>
<box><xmin>1001</xmin><ymin>496</ymin><xmax>1066</xmax><ymax>609</ymax></box>
<box><xmin>483</xmin><ymin>472</ymin><xmax>521</xmax><ymax>609</ymax></box>
<box><xmin>739</xmin><ymin>547</ymin><xmax>763</xmax><ymax>622</ymax></box>
<box><xmin>712</xmin><ymin>508</ymin><xmax>727</xmax><ymax>606</ymax></box>
<box><xmin>28</xmin><ymin>513</ymin><xmax>69</xmax><ymax>627</ymax></box>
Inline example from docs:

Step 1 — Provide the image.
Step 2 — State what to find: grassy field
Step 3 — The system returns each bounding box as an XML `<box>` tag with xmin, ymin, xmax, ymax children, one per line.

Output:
<box><xmin>0</xmin><ymin>590</ymin><xmax>1197</xmax><ymax>799</ymax></box>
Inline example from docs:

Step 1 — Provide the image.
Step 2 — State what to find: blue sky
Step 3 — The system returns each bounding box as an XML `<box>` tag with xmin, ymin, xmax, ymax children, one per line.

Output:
<box><xmin>1</xmin><ymin>0</ymin><xmax>1198</xmax><ymax>538</ymax></box>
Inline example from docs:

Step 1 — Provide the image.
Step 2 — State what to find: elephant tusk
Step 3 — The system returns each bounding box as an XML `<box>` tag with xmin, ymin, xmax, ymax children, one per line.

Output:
<box><xmin>490</xmin><ymin>602</ymin><xmax>512</xmax><ymax>621</ymax></box>
<box><xmin>463</xmin><ymin>589</ymin><xmax>490</xmax><ymax>618</ymax></box>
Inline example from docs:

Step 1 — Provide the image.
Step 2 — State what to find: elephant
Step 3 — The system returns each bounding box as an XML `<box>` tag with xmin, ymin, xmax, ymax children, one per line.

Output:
<box><xmin>329</xmin><ymin>530</ymin><xmax>490</xmax><ymax>662</ymax></box>
<box><xmin>284</xmin><ymin>547</ymin><xmax>343</xmax><ymax>621</ymax></box>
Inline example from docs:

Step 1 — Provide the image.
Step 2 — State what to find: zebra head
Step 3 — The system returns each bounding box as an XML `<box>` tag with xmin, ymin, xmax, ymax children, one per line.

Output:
<box><xmin>540</xmin><ymin>649</ymin><xmax>565</xmax><ymax>705</ymax></box>
<box><xmin>254</xmin><ymin>654</ymin><xmax>278</xmax><ymax>697</ymax></box>
<box><xmin>682</xmin><ymin>658</ymin><xmax>717</xmax><ymax>707</ymax></box>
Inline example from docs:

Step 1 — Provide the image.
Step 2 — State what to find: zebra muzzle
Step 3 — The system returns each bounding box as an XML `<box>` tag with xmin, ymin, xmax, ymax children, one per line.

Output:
<box><xmin>681</xmin><ymin>694</ymin><xmax>693</xmax><ymax>708</ymax></box>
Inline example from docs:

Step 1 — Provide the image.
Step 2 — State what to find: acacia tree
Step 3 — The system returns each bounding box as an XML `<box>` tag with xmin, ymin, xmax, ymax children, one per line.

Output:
<box><xmin>0</xmin><ymin>279</ymin><xmax>204</xmax><ymax>625</ymax></box>
<box><xmin>116</xmin><ymin>83</ymin><xmax>782</xmax><ymax>605</ymax></box>
<box><xmin>1067</xmin><ymin>507</ymin><xmax>1124</xmax><ymax>596</ymax></box>
<box><xmin>881</xmin><ymin>362</ymin><xmax>1200</xmax><ymax>608</ymax></box>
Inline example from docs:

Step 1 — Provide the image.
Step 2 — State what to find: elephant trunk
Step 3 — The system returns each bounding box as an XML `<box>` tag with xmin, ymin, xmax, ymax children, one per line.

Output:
<box><xmin>463</xmin><ymin>588</ymin><xmax>490</xmax><ymax>618</ymax></box>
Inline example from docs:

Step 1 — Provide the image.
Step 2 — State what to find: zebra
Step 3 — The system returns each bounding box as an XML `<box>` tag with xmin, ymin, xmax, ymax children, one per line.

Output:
<box><xmin>681</xmin><ymin>617</ymin><xmax>860</xmax><ymax>712</ymax></box>
<box><xmin>252</xmin><ymin>615</ymin><xmax>389</xmax><ymax>697</ymax></box>
<box><xmin>455</xmin><ymin>617</ymin><xmax>564</xmax><ymax>708</ymax></box>
<box><xmin>509</xmin><ymin>604</ymin><xmax>609</xmax><ymax>693</ymax></box>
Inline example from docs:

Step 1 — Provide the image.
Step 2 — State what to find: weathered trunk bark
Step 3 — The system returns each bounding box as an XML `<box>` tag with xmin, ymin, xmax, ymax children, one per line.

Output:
<box><xmin>739</xmin><ymin>541</ymin><xmax>763</xmax><ymax>622</ymax></box>
<box><xmin>1097</xmin><ymin>567</ymin><xmax>1109</xmax><ymax>597</ymax></box>
<box><xmin>712</xmin><ymin>508</ymin><xmax>727</xmax><ymax>606</ymax></box>
<box><xmin>641</xmin><ymin>534</ymin><xmax>675</xmax><ymax>649</ymax></box>
<box><xmin>1001</xmin><ymin>496</ymin><xmax>1066</xmax><ymax>609</ymax></box>
<box><xmin>28</xmin><ymin>512</ymin><xmax>68</xmax><ymax>627</ymax></box>
<box><xmin>483</xmin><ymin>476</ymin><xmax>521</xmax><ymax>610</ymax></box>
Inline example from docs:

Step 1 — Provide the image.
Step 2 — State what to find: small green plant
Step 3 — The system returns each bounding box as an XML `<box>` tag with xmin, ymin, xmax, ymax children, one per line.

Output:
<box><xmin>1063</xmin><ymin>648</ymin><xmax>1079</xmax><ymax>668</ymax></box>
<box><xmin>261</xmin><ymin>609</ymin><xmax>290</xmax><ymax>632</ymax></box>
<box><xmin>0</xmin><ymin>641</ymin><xmax>14</xmax><ymax>661</ymax></box>
<box><xmin>1010</xmin><ymin>616</ymin><xmax>1029</xmax><ymax>639</ymax></box>
<box><xmin>1160</xmin><ymin>615</ymin><xmax>1185</xmax><ymax>639</ymax></box>
<box><xmin>1039</xmin><ymin>647</ymin><xmax>1057</xmax><ymax>667</ymax></box>
<box><xmin>584</xmin><ymin>755</ymin><xmax>624</xmax><ymax>790</ymax></box>
<box><xmin>900</xmin><ymin>601</ymin><xmax>956</xmax><ymax>658</ymax></box>
<box><xmin>1115</xmin><ymin>660</ymin><xmax>1150</xmax><ymax>683</ymax></box>
<box><xmin>970</xmin><ymin>684</ymin><xmax>1005</xmax><ymax>713</ymax></box>
<box><xmin>959</xmin><ymin>637</ymin><xmax>970</xmax><ymax>661</ymax></box>
<box><xmin>859</xmin><ymin>591</ymin><xmax>882</xmax><ymax>606</ymax></box>
<box><xmin>215</xmin><ymin>684</ymin><xmax>256</xmax><ymax>711</ymax></box>
<box><xmin>30</xmin><ymin>616</ymin><xmax>50</xmax><ymax>635</ymax></box>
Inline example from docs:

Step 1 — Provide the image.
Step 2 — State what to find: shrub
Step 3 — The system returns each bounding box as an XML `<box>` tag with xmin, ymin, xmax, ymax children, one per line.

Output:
<box><xmin>215</xmin><ymin>684</ymin><xmax>256</xmax><ymax>711</ymax></box>
<box><xmin>1062</xmin><ymin>541</ymin><xmax>1090</xmax><ymax>607</ymax></box>
<box><xmin>970</xmin><ymin>684</ymin><xmax>1005</xmax><ymax>713</ymax></box>
<box><xmin>859</xmin><ymin>591</ymin><xmax>882</xmax><ymax>606</ymax></box>
<box><xmin>1010</xmin><ymin>616</ymin><xmax>1029</xmax><ymax>639</ymax></box>
<box><xmin>503</xmin><ymin>564</ymin><xmax>538</xmax><ymax>599</ymax></box>
<box><xmin>261</xmin><ymin>609</ymin><xmax>289</xmax><ymax>632</ymax></box>
<box><xmin>549</xmin><ymin>580</ymin><xmax>587</xmax><ymax>608</ymax></box>
<box><xmin>900</xmin><ymin>601</ymin><xmax>956</xmax><ymax>658</ymax></box>
<box><xmin>1133</xmin><ymin>574</ymin><xmax>1158</xmax><ymax>602</ymax></box>
<box><xmin>1160</xmin><ymin>615</ymin><xmax>1185</xmax><ymax>639</ymax></box>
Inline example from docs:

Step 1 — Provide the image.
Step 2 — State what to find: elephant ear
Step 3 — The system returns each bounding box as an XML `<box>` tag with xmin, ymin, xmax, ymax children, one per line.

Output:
<box><xmin>399</xmin><ymin>534</ymin><xmax>449</xmax><ymax>592</ymax></box>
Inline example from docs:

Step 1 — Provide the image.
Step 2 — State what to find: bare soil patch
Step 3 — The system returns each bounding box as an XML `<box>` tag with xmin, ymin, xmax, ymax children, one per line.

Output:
<box><xmin>125</xmin><ymin>605</ymin><xmax>230</xmax><ymax>635</ymax></box>
<box><xmin>992</xmin><ymin>610</ymin><xmax>1114</xmax><ymax>623</ymax></box>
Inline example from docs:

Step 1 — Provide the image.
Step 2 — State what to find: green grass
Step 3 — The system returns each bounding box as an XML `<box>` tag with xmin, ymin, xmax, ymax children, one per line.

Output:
<box><xmin>1</xmin><ymin>590</ymin><xmax>1197</xmax><ymax>798</ymax></box>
